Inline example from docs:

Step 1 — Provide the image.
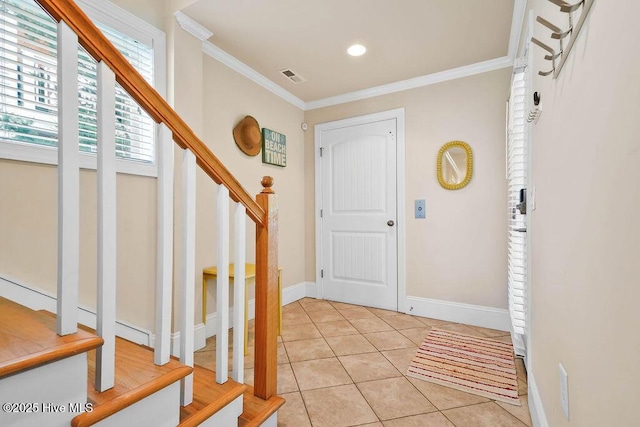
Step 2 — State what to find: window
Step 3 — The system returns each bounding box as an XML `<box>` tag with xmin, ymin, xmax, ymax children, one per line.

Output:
<box><xmin>0</xmin><ymin>0</ymin><xmax>165</xmax><ymax>176</ymax></box>
<box><xmin>507</xmin><ymin>65</ymin><xmax>528</xmax><ymax>357</ymax></box>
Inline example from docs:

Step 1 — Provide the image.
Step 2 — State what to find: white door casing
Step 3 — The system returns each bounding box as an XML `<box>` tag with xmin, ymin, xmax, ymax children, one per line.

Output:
<box><xmin>314</xmin><ymin>109</ymin><xmax>406</xmax><ymax>311</ymax></box>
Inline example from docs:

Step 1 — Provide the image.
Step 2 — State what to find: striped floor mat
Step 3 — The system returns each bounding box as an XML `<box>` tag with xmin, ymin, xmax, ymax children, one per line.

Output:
<box><xmin>407</xmin><ymin>328</ymin><xmax>520</xmax><ymax>406</ymax></box>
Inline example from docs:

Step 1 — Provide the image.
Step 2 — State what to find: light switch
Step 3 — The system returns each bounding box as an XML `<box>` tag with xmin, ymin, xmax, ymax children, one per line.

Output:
<box><xmin>415</xmin><ymin>199</ymin><xmax>425</xmax><ymax>219</ymax></box>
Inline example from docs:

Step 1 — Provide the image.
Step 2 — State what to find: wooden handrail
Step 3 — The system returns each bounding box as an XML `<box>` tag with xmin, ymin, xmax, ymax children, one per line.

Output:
<box><xmin>36</xmin><ymin>0</ymin><xmax>265</xmax><ymax>226</ymax></box>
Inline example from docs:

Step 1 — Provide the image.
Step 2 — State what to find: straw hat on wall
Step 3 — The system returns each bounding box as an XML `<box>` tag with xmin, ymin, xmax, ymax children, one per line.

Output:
<box><xmin>233</xmin><ymin>116</ymin><xmax>262</xmax><ymax>156</ymax></box>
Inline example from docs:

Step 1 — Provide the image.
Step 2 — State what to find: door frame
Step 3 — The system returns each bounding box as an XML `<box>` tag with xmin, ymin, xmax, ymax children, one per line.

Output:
<box><xmin>314</xmin><ymin>108</ymin><xmax>406</xmax><ymax>312</ymax></box>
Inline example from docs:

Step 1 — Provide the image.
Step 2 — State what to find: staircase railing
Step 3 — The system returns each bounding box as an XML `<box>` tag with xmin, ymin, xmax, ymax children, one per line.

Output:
<box><xmin>34</xmin><ymin>0</ymin><xmax>279</xmax><ymax>405</ymax></box>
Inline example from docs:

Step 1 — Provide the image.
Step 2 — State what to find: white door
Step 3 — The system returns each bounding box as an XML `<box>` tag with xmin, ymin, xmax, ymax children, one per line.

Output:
<box><xmin>319</xmin><ymin>118</ymin><xmax>398</xmax><ymax>310</ymax></box>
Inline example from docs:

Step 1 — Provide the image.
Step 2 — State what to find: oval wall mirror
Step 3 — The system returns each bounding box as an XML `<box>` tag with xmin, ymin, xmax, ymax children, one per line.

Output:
<box><xmin>437</xmin><ymin>141</ymin><xmax>473</xmax><ymax>190</ymax></box>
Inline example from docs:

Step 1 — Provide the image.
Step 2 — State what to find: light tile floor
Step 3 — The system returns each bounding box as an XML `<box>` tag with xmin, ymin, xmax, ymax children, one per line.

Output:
<box><xmin>195</xmin><ymin>298</ymin><xmax>532</xmax><ymax>427</ymax></box>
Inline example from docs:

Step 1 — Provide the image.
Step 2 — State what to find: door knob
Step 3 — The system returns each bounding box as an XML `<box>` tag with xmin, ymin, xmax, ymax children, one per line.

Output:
<box><xmin>387</xmin><ymin>220</ymin><xmax>395</xmax><ymax>227</ymax></box>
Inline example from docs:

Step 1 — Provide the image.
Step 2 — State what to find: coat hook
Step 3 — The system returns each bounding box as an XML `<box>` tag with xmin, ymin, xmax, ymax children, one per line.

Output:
<box><xmin>537</xmin><ymin>16</ymin><xmax>562</xmax><ymax>33</ymax></box>
<box><xmin>549</xmin><ymin>0</ymin><xmax>585</xmax><ymax>13</ymax></box>
<box><xmin>531</xmin><ymin>37</ymin><xmax>556</xmax><ymax>56</ymax></box>
<box><xmin>536</xmin><ymin>16</ymin><xmax>568</xmax><ymax>51</ymax></box>
<box><xmin>531</xmin><ymin>37</ymin><xmax>557</xmax><ymax>77</ymax></box>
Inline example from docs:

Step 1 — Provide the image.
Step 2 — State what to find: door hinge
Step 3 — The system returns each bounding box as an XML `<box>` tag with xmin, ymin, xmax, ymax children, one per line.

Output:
<box><xmin>320</xmin><ymin>147</ymin><xmax>324</xmax><ymax>157</ymax></box>
<box><xmin>320</xmin><ymin>209</ymin><xmax>323</xmax><ymax>218</ymax></box>
<box><xmin>320</xmin><ymin>269</ymin><xmax>324</xmax><ymax>278</ymax></box>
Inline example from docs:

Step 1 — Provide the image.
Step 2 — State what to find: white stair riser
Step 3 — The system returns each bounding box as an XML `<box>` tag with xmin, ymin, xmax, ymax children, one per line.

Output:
<box><xmin>261</xmin><ymin>411</ymin><xmax>278</xmax><ymax>427</ymax></box>
<box><xmin>93</xmin><ymin>381</ymin><xmax>181</xmax><ymax>427</ymax></box>
<box><xmin>0</xmin><ymin>354</ymin><xmax>87</xmax><ymax>427</ymax></box>
<box><xmin>198</xmin><ymin>394</ymin><xmax>243</xmax><ymax>427</ymax></box>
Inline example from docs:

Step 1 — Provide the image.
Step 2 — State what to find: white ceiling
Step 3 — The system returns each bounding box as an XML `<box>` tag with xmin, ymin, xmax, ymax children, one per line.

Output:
<box><xmin>182</xmin><ymin>0</ymin><xmax>519</xmax><ymax>104</ymax></box>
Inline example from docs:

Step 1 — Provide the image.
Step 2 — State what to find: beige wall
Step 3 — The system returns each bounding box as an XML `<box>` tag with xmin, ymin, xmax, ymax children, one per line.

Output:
<box><xmin>108</xmin><ymin>0</ymin><xmax>166</xmax><ymax>30</ymax></box>
<box><xmin>0</xmin><ymin>0</ymin><xmax>305</xmax><ymax>332</ymax></box>
<box><xmin>200</xmin><ymin>56</ymin><xmax>306</xmax><ymax>312</ymax></box>
<box><xmin>525</xmin><ymin>0</ymin><xmax>640</xmax><ymax>425</ymax></box>
<box><xmin>304</xmin><ymin>69</ymin><xmax>510</xmax><ymax>309</ymax></box>
<box><xmin>0</xmin><ymin>161</ymin><xmax>157</xmax><ymax>329</ymax></box>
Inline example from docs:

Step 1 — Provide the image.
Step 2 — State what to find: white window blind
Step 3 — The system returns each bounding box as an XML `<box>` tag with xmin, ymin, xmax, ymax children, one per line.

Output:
<box><xmin>507</xmin><ymin>70</ymin><xmax>527</xmax><ymax>338</ymax></box>
<box><xmin>0</xmin><ymin>0</ymin><xmax>155</xmax><ymax>163</ymax></box>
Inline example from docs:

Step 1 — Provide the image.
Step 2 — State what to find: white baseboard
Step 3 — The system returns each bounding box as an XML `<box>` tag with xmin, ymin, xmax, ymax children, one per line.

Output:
<box><xmin>0</xmin><ymin>275</ymin><xmax>153</xmax><ymax>346</ymax></box>
<box><xmin>304</xmin><ymin>281</ymin><xmax>318</xmax><ymax>299</ymax></box>
<box><xmin>283</xmin><ymin>281</ymin><xmax>310</xmax><ymax>305</ymax></box>
<box><xmin>404</xmin><ymin>295</ymin><xmax>511</xmax><ymax>331</ymax></box>
<box><xmin>528</xmin><ymin>371</ymin><xmax>549</xmax><ymax>427</ymax></box>
<box><xmin>203</xmin><ymin>281</ymin><xmax>313</xmax><ymax>339</ymax></box>
<box><xmin>166</xmin><ymin>323</ymin><xmax>206</xmax><ymax>358</ymax></box>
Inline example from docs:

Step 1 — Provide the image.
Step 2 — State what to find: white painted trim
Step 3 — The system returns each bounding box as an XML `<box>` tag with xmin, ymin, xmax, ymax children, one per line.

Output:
<box><xmin>201</xmin><ymin>394</ymin><xmax>244</xmax><ymax>427</ymax></box>
<box><xmin>396</xmin><ymin>111</ymin><xmax>407</xmax><ymax>313</ymax></box>
<box><xmin>76</xmin><ymin>0</ymin><xmax>164</xmax><ymax>54</ymax></box>
<box><xmin>283</xmin><ymin>281</ymin><xmax>310</xmax><ymax>305</ymax></box>
<box><xmin>0</xmin><ymin>0</ymin><xmax>166</xmax><ymax>177</ymax></box>
<box><xmin>57</xmin><ymin>21</ymin><xmax>80</xmax><ymax>336</ymax></box>
<box><xmin>508</xmin><ymin>0</ymin><xmax>528</xmax><ymax>60</ymax></box>
<box><xmin>180</xmin><ymin>148</ymin><xmax>196</xmax><ymax>406</ymax></box>
<box><xmin>155</xmin><ymin>124</ymin><xmax>174</xmax><ymax>365</ymax></box>
<box><xmin>0</xmin><ymin>275</ymin><xmax>153</xmax><ymax>346</ymax></box>
<box><xmin>528</xmin><ymin>371</ymin><xmax>549</xmax><ymax>427</ymax></box>
<box><xmin>405</xmin><ymin>295</ymin><xmax>511</xmax><ymax>332</ymax></box>
<box><xmin>262</xmin><ymin>412</ymin><xmax>278</xmax><ymax>427</ymax></box>
<box><xmin>314</xmin><ymin>109</ymin><xmax>406</xmax><ymax>311</ymax></box>
<box><xmin>174</xmin><ymin>11</ymin><xmax>213</xmax><ymax>41</ymax></box>
<box><xmin>202</xmin><ymin>41</ymin><xmax>306</xmax><ymax>110</ymax></box>
<box><xmin>0</xmin><ymin>275</ymin><xmax>211</xmax><ymax>358</ymax></box>
<box><xmin>96</xmin><ymin>61</ymin><xmax>117</xmax><ymax>392</ymax></box>
<box><xmin>0</xmin><ymin>142</ymin><xmax>158</xmax><ymax>176</ymax></box>
<box><xmin>203</xmin><ymin>281</ymin><xmax>312</xmax><ymax>339</ymax></box>
<box><xmin>182</xmin><ymin>7</ymin><xmax>520</xmax><ymax>111</ymax></box>
<box><xmin>77</xmin><ymin>0</ymin><xmax>167</xmax><ymax>99</ymax></box>
<box><xmin>305</xmin><ymin>57</ymin><xmax>513</xmax><ymax>110</ymax></box>
<box><xmin>305</xmin><ymin>282</ymin><xmax>318</xmax><ymax>299</ymax></box>
<box><xmin>215</xmin><ymin>185</ymin><xmax>230</xmax><ymax>383</ymax></box>
<box><xmin>169</xmin><ymin>324</ymin><xmax>206</xmax><ymax>358</ymax></box>
<box><xmin>232</xmin><ymin>203</ymin><xmax>247</xmax><ymax>384</ymax></box>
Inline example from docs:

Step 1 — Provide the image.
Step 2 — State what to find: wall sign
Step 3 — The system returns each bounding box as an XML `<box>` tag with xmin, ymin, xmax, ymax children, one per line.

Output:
<box><xmin>262</xmin><ymin>128</ymin><xmax>286</xmax><ymax>167</ymax></box>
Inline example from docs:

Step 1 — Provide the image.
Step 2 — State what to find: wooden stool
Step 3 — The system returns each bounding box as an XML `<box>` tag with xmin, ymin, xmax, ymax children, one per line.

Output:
<box><xmin>202</xmin><ymin>263</ymin><xmax>282</xmax><ymax>354</ymax></box>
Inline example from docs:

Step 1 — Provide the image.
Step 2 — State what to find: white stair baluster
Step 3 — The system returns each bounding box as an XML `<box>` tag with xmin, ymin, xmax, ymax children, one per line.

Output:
<box><xmin>96</xmin><ymin>61</ymin><xmax>117</xmax><ymax>392</ymax></box>
<box><xmin>232</xmin><ymin>203</ymin><xmax>246</xmax><ymax>383</ymax></box>
<box><xmin>216</xmin><ymin>185</ymin><xmax>230</xmax><ymax>384</ymax></box>
<box><xmin>155</xmin><ymin>124</ymin><xmax>174</xmax><ymax>366</ymax></box>
<box><xmin>180</xmin><ymin>148</ymin><xmax>196</xmax><ymax>406</ymax></box>
<box><xmin>56</xmin><ymin>21</ymin><xmax>79</xmax><ymax>336</ymax></box>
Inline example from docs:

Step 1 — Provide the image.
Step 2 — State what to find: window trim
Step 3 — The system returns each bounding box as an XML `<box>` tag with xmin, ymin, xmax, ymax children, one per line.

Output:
<box><xmin>0</xmin><ymin>0</ymin><xmax>166</xmax><ymax>177</ymax></box>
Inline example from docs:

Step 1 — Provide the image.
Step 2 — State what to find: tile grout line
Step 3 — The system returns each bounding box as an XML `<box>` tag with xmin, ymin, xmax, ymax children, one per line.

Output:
<box><xmin>301</xmin><ymin>299</ymin><xmax>383</xmax><ymax>425</ymax></box>
<box><xmin>283</xmin><ymin>298</ymin><xmax>531</xmax><ymax>426</ymax></box>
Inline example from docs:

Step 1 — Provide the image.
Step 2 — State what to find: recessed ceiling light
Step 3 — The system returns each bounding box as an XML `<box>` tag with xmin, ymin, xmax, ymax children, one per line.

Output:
<box><xmin>347</xmin><ymin>44</ymin><xmax>366</xmax><ymax>57</ymax></box>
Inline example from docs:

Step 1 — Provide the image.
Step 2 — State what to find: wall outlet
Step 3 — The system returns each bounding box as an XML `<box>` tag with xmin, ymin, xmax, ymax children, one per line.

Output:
<box><xmin>415</xmin><ymin>199</ymin><xmax>425</xmax><ymax>219</ymax></box>
<box><xmin>559</xmin><ymin>363</ymin><xmax>570</xmax><ymax>420</ymax></box>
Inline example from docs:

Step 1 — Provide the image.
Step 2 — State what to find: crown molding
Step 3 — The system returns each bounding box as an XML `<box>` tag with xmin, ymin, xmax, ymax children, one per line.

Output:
<box><xmin>174</xmin><ymin>11</ymin><xmax>213</xmax><ymax>41</ymax></box>
<box><xmin>508</xmin><ymin>0</ymin><xmax>528</xmax><ymax>60</ymax></box>
<box><xmin>184</xmin><ymin>4</ymin><xmax>520</xmax><ymax>111</ymax></box>
<box><xmin>304</xmin><ymin>56</ymin><xmax>514</xmax><ymax>110</ymax></box>
<box><xmin>202</xmin><ymin>41</ymin><xmax>306</xmax><ymax>110</ymax></box>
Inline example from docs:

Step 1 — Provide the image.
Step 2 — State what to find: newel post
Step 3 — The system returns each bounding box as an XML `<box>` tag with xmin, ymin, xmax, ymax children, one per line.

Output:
<box><xmin>254</xmin><ymin>176</ymin><xmax>278</xmax><ymax>399</ymax></box>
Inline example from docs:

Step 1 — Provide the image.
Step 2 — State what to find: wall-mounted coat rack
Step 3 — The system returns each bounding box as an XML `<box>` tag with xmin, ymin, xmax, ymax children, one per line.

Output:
<box><xmin>531</xmin><ymin>0</ymin><xmax>594</xmax><ymax>78</ymax></box>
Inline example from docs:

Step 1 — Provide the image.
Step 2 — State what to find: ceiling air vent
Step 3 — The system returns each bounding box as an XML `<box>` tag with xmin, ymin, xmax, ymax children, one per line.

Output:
<box><xmin>279</xmin><ymin>68</ymin><xmax>306</xmax><ymax>84</ymax></box>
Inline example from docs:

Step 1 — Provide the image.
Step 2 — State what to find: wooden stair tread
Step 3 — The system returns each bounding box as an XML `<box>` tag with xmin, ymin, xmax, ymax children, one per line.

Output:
<box><xmin>238</xmin><ymin>385</ymin><xmax>286</xmax><ymax>427</ymax></box>
<box><xmin>0</xmin><ymin>297</ymin><xmax>103</xmax><ymax>378</ymax></box>
<box><xmin>179</xmin><ymin>364</ymin><xmax>247</xmax><ymax>427</ymax></box>
<box><xmin>72</xmin><ymin>335</ymin><xmax>192</xmax><ymax>427</ymax></box>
